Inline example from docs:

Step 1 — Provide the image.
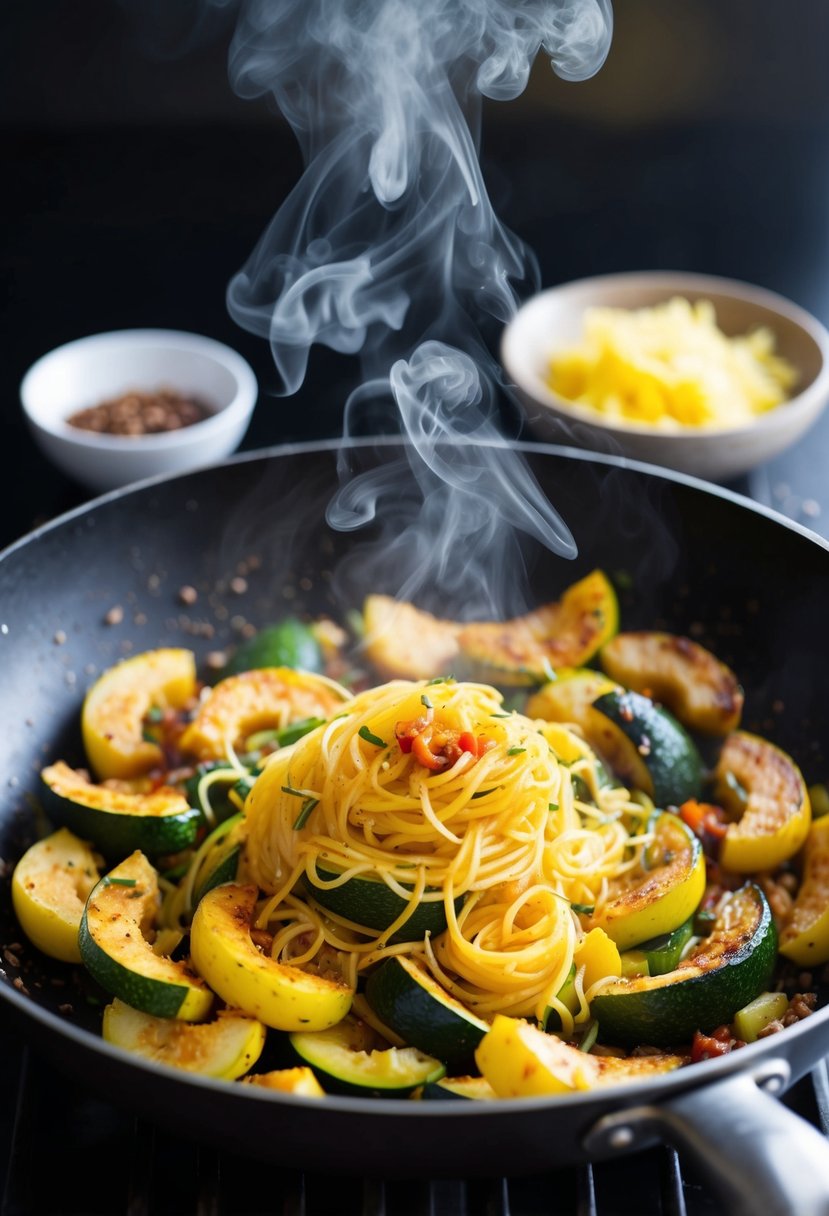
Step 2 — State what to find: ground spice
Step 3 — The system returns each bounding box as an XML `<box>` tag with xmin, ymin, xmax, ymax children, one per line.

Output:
<box><xmin>67</xmin><ymin>388</ymin><xmax>212</xmax><ymax>436</ymax></box>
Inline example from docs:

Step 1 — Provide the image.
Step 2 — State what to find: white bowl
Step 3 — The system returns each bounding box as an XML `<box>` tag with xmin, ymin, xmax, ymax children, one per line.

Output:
<box><xmin>20</xmin><ymin>329</ymin><xmax>259</xmax><ymax>493</ymax></box>
<box><xmin>501</xmin><ymin>271</ymin><xmax>829</xmax><ymax>482</ymax></box>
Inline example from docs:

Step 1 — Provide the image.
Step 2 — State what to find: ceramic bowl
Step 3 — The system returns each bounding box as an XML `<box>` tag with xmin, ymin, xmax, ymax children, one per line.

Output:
<box><xmin>500</xmin><ymin>271</ymin><xmax>829</xmax><ymax>482</ymax></box>
<box><xmin>20</xmin><ymin>329</ymin><xmax>258</xmax><ymax>494</ymax></box>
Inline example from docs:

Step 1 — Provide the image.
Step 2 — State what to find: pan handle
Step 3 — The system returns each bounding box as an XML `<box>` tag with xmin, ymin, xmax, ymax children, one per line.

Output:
<box><xmin>583</xmin><ymin>1059</ymin><xmax>829</xmax><ymax>1216</ymax></box>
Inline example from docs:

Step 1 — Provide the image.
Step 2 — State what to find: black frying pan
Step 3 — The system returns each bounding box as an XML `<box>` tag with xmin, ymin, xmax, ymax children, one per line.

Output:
<box><xmin>2</xmin><ymin>438</ymin><xmax>829</xmax><ymax>1216</ymax></box>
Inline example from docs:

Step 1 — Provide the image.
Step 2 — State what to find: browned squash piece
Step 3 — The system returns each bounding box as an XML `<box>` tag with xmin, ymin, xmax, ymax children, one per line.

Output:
<box><xmin>457</xmin><ymin>570</ymin><xmax>618</xmax><ymax>685</ymax></box>
<box><xmin>600</xmin><ymin>631</ymin><xmax>743</xmax><ymax>735</ymax></box>
<box><xmin>179</xmin><ymin>668</ymin><xmax>346</xmax><ymax>762</ymax></box>
<box><xmin>362</xmin><ymin>595</ymin><xmax>461</xmax><ymax>680</ymax></box>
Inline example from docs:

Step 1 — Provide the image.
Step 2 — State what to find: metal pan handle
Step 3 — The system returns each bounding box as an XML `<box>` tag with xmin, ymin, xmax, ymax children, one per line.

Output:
<box><xmin>583</xmin><ymin>1059</ymin><xmax>829</xmax><ymax>1216</ymax></box>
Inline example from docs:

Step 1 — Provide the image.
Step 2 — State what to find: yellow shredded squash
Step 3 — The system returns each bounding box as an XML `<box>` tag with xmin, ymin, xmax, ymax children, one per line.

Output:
<box><xmin>547</xmin><ymin>297</ymin><xmax>798</xmax><ymax>429</ymax></box>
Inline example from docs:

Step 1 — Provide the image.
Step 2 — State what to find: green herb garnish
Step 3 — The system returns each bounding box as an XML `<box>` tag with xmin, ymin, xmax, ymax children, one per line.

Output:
<box><xmin>293</xmin><ymin>798</ymin><xmax>319</xmax><ymax>830</ymax></box>
<box><xmin>103</xmin><ymin>877</ymin><xmax>138</xmax><ymax>888</ymax></box>
<box><xmin>358</xmin><ymin>726</ymin><xmax>387</xmax><ymax>748</ymax></box>
<box><xmin>571</xmin><ymin>901</ymin><xmax>595</xmax><ymax>915</ymax></box>
<box><xmin>507</xmin><ymin>746</ymin><xmax>526</xmax><ymax>756</ymax></box>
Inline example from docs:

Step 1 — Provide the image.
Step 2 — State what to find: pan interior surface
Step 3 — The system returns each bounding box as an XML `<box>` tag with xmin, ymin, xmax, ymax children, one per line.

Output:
<box><xmin>0</xmin><ymin>438</ymin><xmax>827</xmax><ymax>1176</ymax></box>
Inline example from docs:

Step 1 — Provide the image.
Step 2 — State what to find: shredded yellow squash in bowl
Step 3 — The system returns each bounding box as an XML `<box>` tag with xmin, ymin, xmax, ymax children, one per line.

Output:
<box><xmin>547</xmin><ymin>297</ymin><xmax>798</xmax><ymax>430</ymax></box>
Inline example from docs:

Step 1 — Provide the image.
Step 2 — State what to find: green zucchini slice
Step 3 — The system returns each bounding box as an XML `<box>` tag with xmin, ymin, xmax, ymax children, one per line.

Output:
<box><xmin>421</xmin><ymin>1075</ymin><xmax>496</xmax><ymax>1100</ymax></box>
<box><xmin>621</xmin><ymin>916</ymin><xmax>695</xmax><ymax>978</ymax></box>
<box><xmin>591</xmin><ymin>883</ymin><xmax>776</xmax><ymax>1047</ymax></box>
<box><xmin>590</xmin><ymin>689</ymin><xmax>703</xmax><ymax>807</ymax></box>
<box><xmin>289</xmin><ymin>1015</ymin><xmax>445</xmax><ymax>1095</ymax></box>
<box><xmin>223</xmin><ymin>618</ymin><xmax>323</xmax><ymax>676</ymax></box>
<box><xmin>79</xmin><ymin>851</ymin><xmax>213</xmax><ymax>1021</ymax></box>
<box><xmin>305</xmin><ymin>866</ymin><xmax>461</xmax><ymax>944</ymax></box>
<box><xmin>364</xmin><ymin>955</ymin><xmax>489</xmax><ymax>1070</ymax></box>
<box><xmin>42</xmin><ymin>761</ymin><xmax>202</xmax><ymax>859</ymax></box>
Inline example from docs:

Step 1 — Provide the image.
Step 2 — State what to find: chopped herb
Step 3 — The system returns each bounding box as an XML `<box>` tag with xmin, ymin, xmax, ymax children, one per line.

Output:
<box><xmin>571</xmin><ymin>901</ymin><xmax>595</xmax><ymax>915</ymax></box>
<box><xmin>421</xmin><ymin>694</ymin><xmax>433</xmax><ymax>710</ymax></box>
<box><xmin>141</xmin><ymin>729</ymin><xmax>158</xmax><ymax>744</ymax></box>
<box><xmin>427</xmin><ymin>675</ymin><xmax>453</xmax><ymax>685</ymax></box>
<box><xmin>549</xmin><ymin>801</ymin><xmax>559</xmax><ymax>812</ymax></box>
<box><xmin>358</xmin><ymin>726</ymin><xmax>387</xmax><ymax>748</ymax></box>
<box><xmin>293</xmin><ymin>798</ymin><xmax>319</xmax><ymax>830</ymax></box>
<box><xmin>103</xmin><ymin>877</ymin><xmax>138</xmax><ymax>888</ymax></box>
<box><xmin>281</xmin><ymin>784</ymin><xmax>308</xmax><ymax>798</ymax></box>
<box><xmin>507</xmin><ymin>746</ymin><xmax>526</xmax><ymax>756</ymax></box>
<box><xmin>490</xmin><ymin>712</ymin><xmax>512</xmax><ymax>719</ymax></box>
<box><xmin>472</xmin><ymin>788</ymin><xmax>498</xmax><ymax>799</ymax></box>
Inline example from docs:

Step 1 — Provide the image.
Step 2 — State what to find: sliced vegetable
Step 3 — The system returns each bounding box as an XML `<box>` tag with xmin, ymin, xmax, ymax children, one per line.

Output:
<box><xmin>591</xmin><ymin>883</ymin><xmax>776</xmax><ymax>1046</ymax></box>
<box><xmin>102</xmin><ymin>999</ymin><xmax>265</xmax><ymax>1079</ymax></box>
<box><xmin>779</xmin><ymin>815</ymin><xmax>829</xmax><ymax>965</ymax></box>
<box><xmin>621</xmin><ymin>917</ymin><xmax>695</xmax><ymax>978</ymax></box>
<box><xmin>715</xmin><ymin>731</ymin><xmax>811</xmax><ymax>872</ymax></box>
<box><xmin>574</xmin><ymin>927</ymin><xmax>622</xmax><ymax>987</ymax></box>
<box><xmin>420</xmin><ymin>1075</ymin><xmax>497</xmax><ymax>1100</ymax></box>
<box><xmin>600</xmin><ymin>631</ymin><xmax>743</xmax><ymax>735</ymax></box>
<box><xmin>189</xmin><ymin>883</ymin><xmax>352</xmax><ymax>1031</ymax></box>
<box><xmin>11</xmin><ymin>828</ymin><xmax>101</xmax><ymax>963</ymax></box>
<box><xmin>542</xmin><ymin>963</ymin><xmax>581</xmax><ymax>1032</ymax></box>
<box><xmin>41</xmin><ymin>761</ymin><xmax>201</xmax><ymax>859</ymax></box>
<box><xmin>81</xmin><ymin>648</ymin><xmax>197</xmax><ymax>780</ymax></box>
<box><xmin>223</xmin><ymin>618</ymin><xmax>323</xmax><ymax>676</ymax></box>
<box><xmin>289</xmin><ymin>1016</ymin><xmax>445</xmax><ymax>1095</ymax></box>
<box><xmin>457</xmin><ymin>570</ymin><xmax>619</xmax><ymax>685</ymax></box>
<box><xmin>179</xmin><ymin>667</ymin><xmax>346</xmax><ymax>762</ymax></box>
<box><xmin>475</xmin><ymin>1016</ymin><xmax>596</xmax><ymax>1097</ymax></box>
<box><xmin>305</xmin><ymin>866</ymin><xmax>461</xmax><ymax>943</ymax></box>
<box><xmin>733</xmin><ymin>991</ymin><xmax>790</xmax><ymax>1043</ymax></box>
<box><xmin>192</xmin><ymin>814</ymin><xmax>246</xmax><ymax>907</ymax></box>
<box><xmin>362</xmin><ymin>595</ymin><xmax>461</xmax><ymax>681</ymax></box>
<box><xmin>243</xmin><ymin>1067</ymin><xmax>325</xmax><ymax>1096</ymax></box>
<box><xmin>592</xmin><ymin>813</ymin><xmax>705</xmax><ymax>950</ymax></box>
<box><xmin>79</xmin><ymin>851</ymin><xmax>213</xmax><ymax>1021</ymax></box>
<box><xmin>364</xmin><ymin>955</ymin><xmax>489</xmax><ymax>1070</ymax></box>
<box><xmin>590</xmin><ymin>689</ymin><xmax>703</xmax><ymax>807</ymax></box>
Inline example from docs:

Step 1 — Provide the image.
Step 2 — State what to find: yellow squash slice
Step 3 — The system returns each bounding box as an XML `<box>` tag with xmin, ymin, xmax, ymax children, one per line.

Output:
<box><xmin>11</xmin><ymin>828</ymin><xmax>101</xmax><ymax>963</ymax></box>
<box><xmin>715</xmin><ymin>732</ymin><xmax>811</xmax><ymax>872</ymax></box>
<box><xmin>779</xmin><ymin>816</ymin><xmax>829</xmax><ymax>966</ymax></box>
<box><xmin>103</xmin><ymin>999</ymin><xmax>266</xmax><ymax>1080</ymax></box>
<box><xmin>82</xmin><ymin>648</ymin><xmax>197</xmax><ymax>780</ymax></box>
<box><xmin>190</xmin><ymin>883</ymin><xmax>353</xmax><ymax>1031</ymax></box>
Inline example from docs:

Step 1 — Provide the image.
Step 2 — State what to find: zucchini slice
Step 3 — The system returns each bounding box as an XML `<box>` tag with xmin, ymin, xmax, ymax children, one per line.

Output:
<box><xmin>590</xmin><ymin>689</ymin><xmax>703</xmax><ymax>807</ymax></box>
<box><xmin>179</xmin><ymin>667</ymin><xmax>346</xmax><ymax>762</ymax></box>
<box><xmin>305</xmin><ymin>866</ymin><xmax>460</xmax><ymax>944</ymax></box>
<box><xmin>103</xmin><ymin>999</ymin><xmax>265</xmax><ymax>1080</ymax></box>
<box><xmin>223</xmin><ymin>618</ymin><xmax>323</xmax><ymax>676</ymax></box>
<box><xmin>457</xmin><ymin>570</ymin><xmax>619</xmax><ymax>685</ymax></box>
<box><xmin>11</xmin><ymin>828</ymin><xmax>101</xmax><ymax>963</ymax></box>
<box><xmin>421</xmin><ymin>1075</ymin><xmax>496</xmax><ymax>1100</ymax></box>
<box><xmin>715</xmin><ymin>731</ymin><xmax>811</xmax><ymax>872</ymax></box>
<box><xmin>592</xmin><ymin>813</ymin><xmax>705</xmax><ymax>951</ymax></box>
<box><xmin>779</xmin><ymin>815</ymin><xmax>829</xmax><ymax>965</ymax></box>
<box><xmin>189</xmin><ymin>883</ymin><xmax>352</xmax><ymax>1031</ymax></box>
<box><xmin>600</xmin><ymin>631</ymin><xmax>744</xmax><ymax>735</ymax></box>
<box><xmin>79</xmin><ymin>851</ymin><xmax>213</xmax><ymax>1021</ymax></box>
<box><xmin>192</xmin><ymin>814</ymin><xmax>246</xmax><ymax>907</ymax></box>
<box><xmin>289</xmin><ymin>1015</ymin><xmax>445</xmax><ymax>1096</ymax></box>
<box><xmin>591</xmin><ymin>883</ymin><xmax>777</xmax><ymax>1046</ymax></box>
<box><xmin>243</xmin><ymin>1067</ymin><xmax>325</xmax><ymax>1096</ymax></box>
<box><xmin>364</xmin><ymin>956</ymin><xmax>489</xmax><ymax>1070</ymax></box>
<box><xmin>82</xmin><ymin>648</ymin><xmax>197</xmax><ymax>780</ymax></box>
<box><xmin>42</xmin><ymin>761</ymin><xmax>201</xmax><ymax>859</ymax></box>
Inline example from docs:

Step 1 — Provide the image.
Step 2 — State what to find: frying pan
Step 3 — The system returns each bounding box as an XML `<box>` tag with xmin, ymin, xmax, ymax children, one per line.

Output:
<box><xmin>2</xmin><ymin>437</ymin><xmax>829</xmax><ymax>1216</ymax></box>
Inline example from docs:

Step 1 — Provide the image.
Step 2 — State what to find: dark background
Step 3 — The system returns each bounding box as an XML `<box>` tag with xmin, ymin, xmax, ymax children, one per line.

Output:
<box><xmin>4</xmin><ymin>0</ymin><xmax>829</xmax><ymax>544</ymax></box>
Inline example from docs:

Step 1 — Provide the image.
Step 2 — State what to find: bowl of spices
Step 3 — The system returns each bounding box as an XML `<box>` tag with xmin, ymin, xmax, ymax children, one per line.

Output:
<box><xmin>20</xmin><ymin>329</ymin><xmax>259</xmax><ymax>493</ymax></box>
<box><xmin>501</xmin><ymin>271</ymin><xmax>829</xmax><ymax>482</ymax></box>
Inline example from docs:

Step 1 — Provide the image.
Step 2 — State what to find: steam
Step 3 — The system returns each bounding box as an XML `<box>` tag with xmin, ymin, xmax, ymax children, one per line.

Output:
<box><xmin>221</xmin><ymin>0</ymin><xmax>613</xmax><ymax>616</ymax></box>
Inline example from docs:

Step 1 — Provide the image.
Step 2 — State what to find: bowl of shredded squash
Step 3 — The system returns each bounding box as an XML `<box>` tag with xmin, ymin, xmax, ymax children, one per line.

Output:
<box><xmin>501</xmin><ymin>271</ymin><xmax>829</xmax><ymax>482</ymax></box>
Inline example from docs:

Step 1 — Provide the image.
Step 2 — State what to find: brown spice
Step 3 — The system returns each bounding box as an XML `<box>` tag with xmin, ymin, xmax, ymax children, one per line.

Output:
<box><xmin>67</xmin><ymin>388</ymin><xmax>212</xmax><ymax>437</ymax></box>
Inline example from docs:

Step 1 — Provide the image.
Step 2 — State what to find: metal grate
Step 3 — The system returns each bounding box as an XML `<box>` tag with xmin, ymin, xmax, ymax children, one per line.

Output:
<box><xmin>0</xmin><ymin>1025</ymin><xmax>825</xmax><ymax>1216</ymax></box>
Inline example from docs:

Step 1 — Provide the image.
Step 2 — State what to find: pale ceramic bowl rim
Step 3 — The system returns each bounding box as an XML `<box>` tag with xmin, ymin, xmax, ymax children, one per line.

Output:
<box><xmin>501</xmin><ymin>270</ymin><xmax>829</xmax><ymax>443</ymax></box>
<box><xmin>20</xmin><ymin>328</ymin><xmax>259</xmax><ymax>452</ymax></box>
